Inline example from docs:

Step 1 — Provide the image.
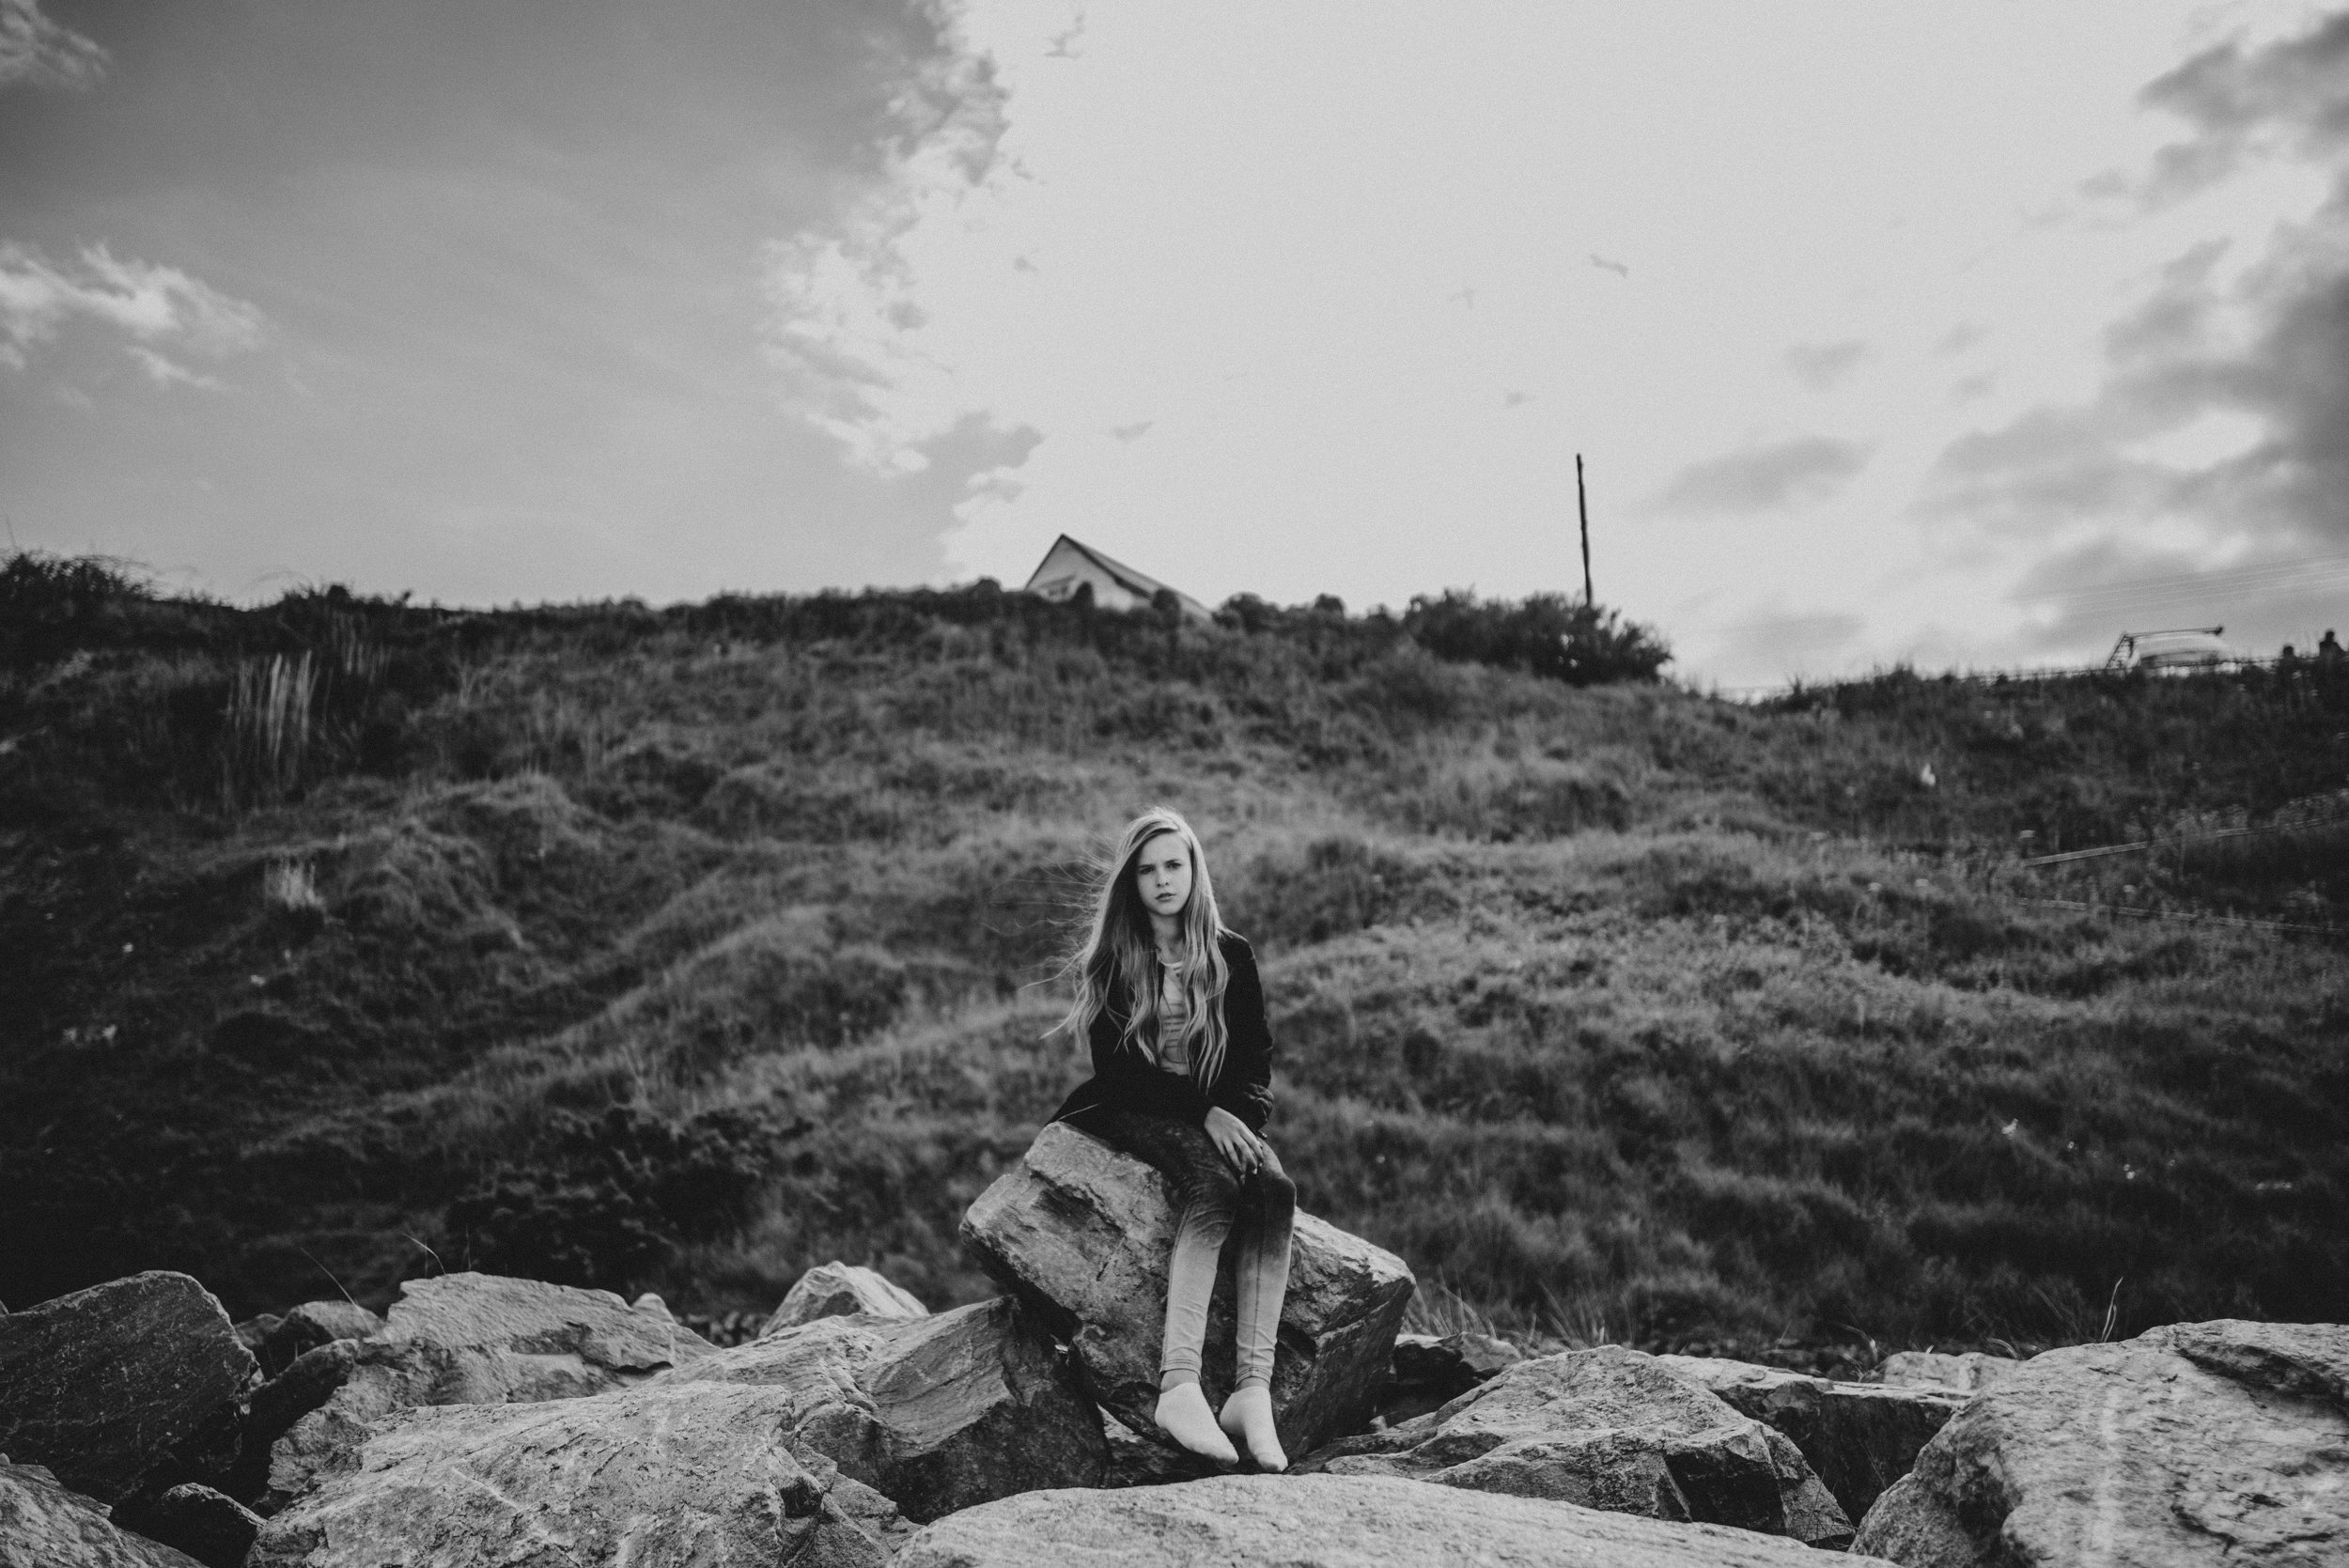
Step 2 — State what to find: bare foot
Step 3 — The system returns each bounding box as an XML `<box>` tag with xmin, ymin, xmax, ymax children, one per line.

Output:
<box><xmin>1155</xmin><ymin>1381</ymin><xmax>1239</xmax><ymax>1465</ymax></box>
<box><xmin>1218</xmin><ymin>1384</ymin><xmax>1287</xmax><ymax>1472</ymax></box>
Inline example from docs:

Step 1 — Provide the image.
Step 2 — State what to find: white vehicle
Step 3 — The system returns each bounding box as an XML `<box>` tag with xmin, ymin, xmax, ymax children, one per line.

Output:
<box><xmin>2104</xmin><ymin>626</ymin><xmax>2247</xmax><ymax>673</ymax></box>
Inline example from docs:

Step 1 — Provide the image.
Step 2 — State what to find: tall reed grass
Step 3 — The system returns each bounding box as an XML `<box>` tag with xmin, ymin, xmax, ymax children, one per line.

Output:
<box><xmin>223</xmin><ymin>651</ymin><xmax>318</xmax><ymax>807</ymax></box>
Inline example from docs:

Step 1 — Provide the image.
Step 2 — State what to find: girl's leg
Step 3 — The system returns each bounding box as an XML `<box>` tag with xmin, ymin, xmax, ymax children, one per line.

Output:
<box><xmin>1219</xmin><ymin>1145</ymin><xmax>1295</xmax><ymax>1470</ymax></box>
<box><xmin>1160</xmin><ymin>1165</ymin><xmax>1239</xmax><ymax>1386</ymax></box>
<box><xmin>1090</xmin><ymin>1112</ymin><xmax>1241</xmax><ymax>1385</ymax></box>
<box><xmin>1230</xmin><ymin>1144</ymin><xmax>1296</xmax><ymax>1390</ymax></box>
<box><xmin>1081</xmin><ymin>1112</ymin><xmax>1242</xmax><ymax>1462</ymax></box>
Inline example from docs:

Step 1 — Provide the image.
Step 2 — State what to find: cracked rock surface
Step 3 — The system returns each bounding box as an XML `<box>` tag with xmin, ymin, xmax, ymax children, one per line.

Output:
<box><xmin>0</xmin><ymin>1463</ymin><xmax>207</xmax><ymax>1568</ymax></box>
<box><xmin>660</xmin><ymin>1295</ymin><xmax>1105</xmax><ymax>1522</ymax></box>
<box><xmin>264</xmin><ymin>1271</ymin><xmax>712</xmax><ymax>1507</ymax></box>
<box><xmin>1853</xmin><ymin>1318</ymin><xmax>2349</xmax><ymax>1567</ymax></box>
<box><xmin>249</xmin><ymin>1381</ymin><xmax>904</xmax><ymax>1568</ymax></box>
<box><xmin>0</xmin><ymin>1272</ymin><xmax>257</xmax><ymax>1506</ymax></box>
<box><xmin>1655</xmin><ymin>1352</ymin><xmax>1964</xmax><ymax>1520</ymax></box>
<box><xmin>894</xmin><ymin>1472</ymin><xmax>1897</xmax><ymax>1568</ymax></box>
<box><xmin>1301</xmin><ymin>1343</ymin><xmax>1853</xmax><ymax>1548</ymax></box>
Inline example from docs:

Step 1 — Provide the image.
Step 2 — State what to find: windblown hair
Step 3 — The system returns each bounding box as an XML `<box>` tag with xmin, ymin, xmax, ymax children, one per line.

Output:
<box><xmin>1058</xmin><ymin>806</ymin><xmax>1234</xmax><ymax>1091</ymax></box>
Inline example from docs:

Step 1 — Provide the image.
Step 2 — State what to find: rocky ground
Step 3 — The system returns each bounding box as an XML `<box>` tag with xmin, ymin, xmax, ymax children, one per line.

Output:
<box><xmin>4</xmin><ymin>1126</ymin><xmax>2343</xmax><ymax>1566</ymax></box>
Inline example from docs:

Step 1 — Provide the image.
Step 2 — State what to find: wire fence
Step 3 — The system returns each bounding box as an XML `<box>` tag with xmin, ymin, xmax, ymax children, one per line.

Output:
<box><xmin>1712</xmin><ymin>653</ymin><xmax>2332</xmax><ymax>705</ymax></box>
<box><xmin>2011</xmin><ymin>896</ymin><xmax>2341</xmax><ymax>940</ymax></box>
<box><xmin>2018</xmin><ymin>788</ymin><xmax>2349</xmax><ymax>867</ymax></box>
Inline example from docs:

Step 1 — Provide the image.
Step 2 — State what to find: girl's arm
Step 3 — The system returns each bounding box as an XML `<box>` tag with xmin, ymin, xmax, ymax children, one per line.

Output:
<box><xmin>1210</xmin><ymin>936</ymin><xmax>1276</xmax><ymax>1133</ymax></box>
<box><xmin>1087</xmin><ymin>993</ymin><xmax>1128</xmax><ymax>1077</ymax></box>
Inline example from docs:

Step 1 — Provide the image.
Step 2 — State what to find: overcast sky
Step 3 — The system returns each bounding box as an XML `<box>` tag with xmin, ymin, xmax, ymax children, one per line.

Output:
<box><xmin>5</xmin><ymin>1</ymin><xmax>2347</xmax><ymax>686</ymax></box>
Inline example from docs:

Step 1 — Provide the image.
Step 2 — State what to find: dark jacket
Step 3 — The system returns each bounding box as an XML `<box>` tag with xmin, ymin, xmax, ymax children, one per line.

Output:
<box><xmin>1050</xmin><ymin>930</ymin><xmax>1274</xmax><ymax>1135</ymax></box>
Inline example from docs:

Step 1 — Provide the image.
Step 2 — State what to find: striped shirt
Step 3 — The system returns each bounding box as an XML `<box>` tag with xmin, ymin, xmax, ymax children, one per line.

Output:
<box><xmin>1153</xmin><ymin>959</ymin><xmax>1191</xmax><ymax>1074</ymax></box>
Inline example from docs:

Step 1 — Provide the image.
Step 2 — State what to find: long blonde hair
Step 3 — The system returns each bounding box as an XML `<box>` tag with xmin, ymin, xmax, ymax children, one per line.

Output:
<box><xmin>1058</xmin><ymin>806</ymin><xmax>1234</xmax><ymax>1091</ymax></box>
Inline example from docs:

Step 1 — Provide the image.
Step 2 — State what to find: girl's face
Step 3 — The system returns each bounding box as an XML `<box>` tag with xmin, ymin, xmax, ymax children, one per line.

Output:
<box><xmin>1132</xmin><ymin>831</ymin><xmax>1194</xmax><ymax>925</ymax></box>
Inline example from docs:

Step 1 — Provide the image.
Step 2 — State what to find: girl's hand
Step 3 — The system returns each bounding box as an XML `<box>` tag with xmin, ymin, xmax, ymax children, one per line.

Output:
<box><xmin>1204</xmin><ymin>1106</ymin><xmax>1270</xmax><ymax>1179</ymax></box>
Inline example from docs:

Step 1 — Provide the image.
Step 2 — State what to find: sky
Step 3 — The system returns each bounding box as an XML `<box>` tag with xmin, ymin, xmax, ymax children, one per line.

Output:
<box><xmin>4</xmin><ymin>1</ymin><xmax>2348</xmax><ymax>687</ymax></box>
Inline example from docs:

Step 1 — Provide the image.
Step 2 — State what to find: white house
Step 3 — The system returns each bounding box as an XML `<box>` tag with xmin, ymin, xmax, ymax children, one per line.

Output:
<box><xmin>1020</xmin><ymin>535</ymin><xmax>1213</xmax><ymax>621</ymax></box>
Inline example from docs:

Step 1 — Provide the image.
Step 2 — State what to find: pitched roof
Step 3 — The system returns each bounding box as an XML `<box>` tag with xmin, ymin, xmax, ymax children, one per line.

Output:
<box><xmin>1022</xmin><ymin>535</ymin><xmax>1212</xmax><ymax>619</ymax></box>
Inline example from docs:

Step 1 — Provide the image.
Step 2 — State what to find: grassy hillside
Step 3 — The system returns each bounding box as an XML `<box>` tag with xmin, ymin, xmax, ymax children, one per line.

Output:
<box><xmin>4</xmin><ymin>555</ymin><xmax>2344</xmax><ymax>1368</ymax></box>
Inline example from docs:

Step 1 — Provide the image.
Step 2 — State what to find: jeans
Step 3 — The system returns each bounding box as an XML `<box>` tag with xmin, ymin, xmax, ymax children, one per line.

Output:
<box><xmin>1086</xmin><ymin>1110</ymin><xmax>1296</xmax><ymax>1389</ymax></box>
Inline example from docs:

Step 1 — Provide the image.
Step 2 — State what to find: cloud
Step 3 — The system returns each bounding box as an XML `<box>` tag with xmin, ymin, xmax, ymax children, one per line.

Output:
<box><xmin>1924</xmin><ymin>10</ymin><xmax>2349</xmax><ymax>555</ymax></box>
<box><xmin>760</xmin><ymin>20</ymin><xmax>1010</xmax><ymax>474</ymax></box>
<box><xmin>0</xmin><ymin>242</ymin><xmax>267</xmax><ymax>373</ymax></box>
<box><xmin>126</xmin><ymin>346</ymin><xmax>226</xmax><ymax>392</ymax></box>
<box><xmin>2131</xmin><ymin>11</ymin><xmax>2349</xmax><ymax>205</ymax></box>
<box><xmin>1652</xmin><ymin>436</ymin><xmax>1872</xmax><ymax>514</ymax></box>
<box><xmin>0</xmin><ymin>0</ymin><xmax>107</xmax><ymax>91</ymax></box>
<box><xmin>1782</xmin><ymin>339</ymin><xmax>1867</xmax><ymax>392</ymax></box>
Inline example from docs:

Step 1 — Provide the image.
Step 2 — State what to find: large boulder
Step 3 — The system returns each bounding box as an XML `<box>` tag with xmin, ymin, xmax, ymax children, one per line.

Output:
<box><xmin>893</xmin><ymin>1472</ymin><xmax>1902</xmax><ymax>1568</ymax></box>
<box><xmin>661</xmin><ymin>1296</ymin><xmax>1104</xmax><ymax>1521</ymax></box>
<box><xmin>1656</xmin><ymin>1353</ymin><xmax>1965</xmax><ymax>1520</ymax></box>
<box><xmin>0</xmin><ymin>1272</ymin><xmax>258</xmax><ymax>1505</ymax></box>
<box><xmin>1853</xmin><ymin>1319</ymin><xmax>2349</xmax><ymax>1567</ymax></box>
<box><xmin>249</xmin><ymin>1380</ymin><xmax>905</xmax><ymax>1568</ymax></box>
<box><xmin>0</xmin><ymin>1463</ymin><xmax>207</xmax><ymax>1568</ymax></box>
<box><xmin>1303</xmin><ymin>1343</ymin><xmax>1853</xmax><ymax>1548</ymax></box>
<box><xmin>959</xmin><ymin>1123</ymin><xmax>1414</xmax><ymax>1457</ymax></box>
<box><xmin>265</xmin><ymin>1271</ymin><xmax>712</xmax><ymax>1506</ymax></box>
<box><xmin>764</xmin><ymin>1263</ymin><xmax>928</xmax><ymax>1334</ymax></box>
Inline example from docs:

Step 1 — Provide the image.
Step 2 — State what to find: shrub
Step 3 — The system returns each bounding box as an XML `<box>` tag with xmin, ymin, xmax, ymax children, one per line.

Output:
<box><xmin>443</xmin><ymin>1104</ymin><xmax>804</xmax><ymax>1294</ymax></box>
<box><xmin>1403</xmin><ymin>589</ymin><xmax>1672</xmax><ymax>686</ymax></box>
<box><xmin>0</xmin><ymin>551</ymin><xmax>152</xmax><ymax>670</ymax></box>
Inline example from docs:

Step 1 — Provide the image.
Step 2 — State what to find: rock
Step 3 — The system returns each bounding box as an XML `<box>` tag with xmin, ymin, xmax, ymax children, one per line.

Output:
<box><xmin>257</xmin><ymin>1303</ymin><xmax>383</xmax><ymax>1376</ymax></box>
<box><xmin>1302</xmin><ymin>1343</ymin><xmax>1853</xmax><ymax>1547</ymax></box>
<box><xmin>112</xmin><ymin>1484</ymin><xmax>263</xmax><ymax>1568</ymax></box>
<box><xmin>0</xmin><ymin>1463</ymin><xmax>207</xmax><ymax>1568</ymax></box>
<box><xmin>1656</xmin><ymin>1353</ymin><xmax>1964</xmax><ymax>1520</ymax></box>
<box><xmin>959</xmin><ymin>1123</ymin><xmax>1414</xmax><ymax>1457</ymax></box>
<box><xmin>661</xmin><ymin>1296</ymin><xmax>1104</xmax><ymax>1522</ymax></box>
<box><xmin>1096</xmin><ymin>1412</ymin><xmax>1222</xmax><ymax>1489</ymax></box>
<box><xmin>1875</xmin><ymin>1349</ymin><xmax>2017</xmax><ymax>1393</ymax></box>
<box><xmin>0</xmin><ymin>1272</ymin><xmax>258</xmax><ymax>1505</ymax></box>
<box><xmin>231</xmin><ymin>1316</ymin><xmax>282</xmax><ymax>1366</ymax></box>
<box><xmin>247</xmin><ymin>1342</ymin><xmax>361</xmax><ymax>1456</ymax></box>
<box><xmin>227</xmin><ymin>1340</ymin><xmax>362</xmax><ymax>1505</ymax></box>
<box><xmin>893</xmin><ymin>1472</ymin><xmax>1902</xmax><ymax>1568</ymax></box>
<box><xmin>1392</xmin><ymin>1331</ymin><xmax>1523</xmax><ymax>1399</ymax></box>
<box><xmin>249</xmin><ymin>1381</ymin><xmax>905</xmax><ymax>1568</ymax></box>
<box><xmin>1853</xmin><ymin>1318</ymin><xmax>2349</xmax><ymax>1567</ymax></box>
<box><xmin>264</xmin><ymin>1271</ymin><xmax>713</xmax><ymax>1507</ymax></box>
<box><xmin>764</xmin><ymin>1262</ymin><xmax>929</xmax><ymax>1334</ymax></box>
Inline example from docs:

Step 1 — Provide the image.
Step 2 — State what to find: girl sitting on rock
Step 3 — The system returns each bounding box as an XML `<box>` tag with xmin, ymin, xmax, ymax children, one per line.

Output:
<box><xmin>1050</xmin><ymin>805</ymin><xmax>1295</xmax><ymax>1471</ymax></box>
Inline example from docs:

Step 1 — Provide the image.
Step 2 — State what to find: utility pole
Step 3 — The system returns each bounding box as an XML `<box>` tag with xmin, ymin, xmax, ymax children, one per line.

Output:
<box><xmin>1576</xmin><ymin>454</ymin><xmax>1594</xmax><ymax>608</ymax></box>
